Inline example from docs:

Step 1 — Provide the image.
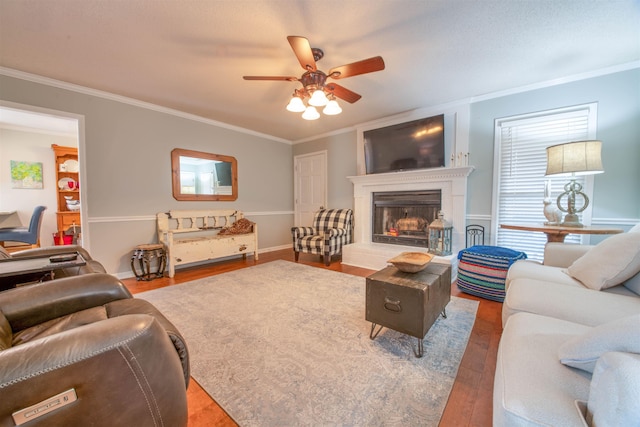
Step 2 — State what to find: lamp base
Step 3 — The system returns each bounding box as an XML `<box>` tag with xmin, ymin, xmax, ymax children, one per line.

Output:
<box><xmin>561</xmin><ymin>213</ymin><xmax>584</xmax><ymax>228</ymax></box>
<box><xmin>556</xmin><ymin>178</ymin><xmax>589</xmax><ymax>228</ymax></box>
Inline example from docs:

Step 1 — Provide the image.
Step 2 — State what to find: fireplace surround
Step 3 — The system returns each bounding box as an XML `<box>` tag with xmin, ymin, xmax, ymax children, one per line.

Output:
<box><xmin>343</xmin><ymin>166</ymin><xmax>474</xmax><ymax>272</ymax></box>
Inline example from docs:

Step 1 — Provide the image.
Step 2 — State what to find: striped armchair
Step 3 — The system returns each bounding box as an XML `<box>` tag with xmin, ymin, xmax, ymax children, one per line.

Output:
<box><xmin>291</xmin><ymin>209</ymin><xmax>353</xmax><ymax>266</ymax></box>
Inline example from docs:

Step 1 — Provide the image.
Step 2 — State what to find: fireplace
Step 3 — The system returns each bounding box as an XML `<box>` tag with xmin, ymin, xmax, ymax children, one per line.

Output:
<box><xmin>372</xmin><ymin>190</ymin><xmax>441</xmax><ymax>247</ymax></box>
<box><xmin>343</xmin><ymin>166</ymin><xmax>474</xmax><ymax>272</ymax></box>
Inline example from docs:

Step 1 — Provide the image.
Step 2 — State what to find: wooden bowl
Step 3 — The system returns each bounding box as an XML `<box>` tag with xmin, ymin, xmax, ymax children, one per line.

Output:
<box><xmin>387</xmin><ymin>252</ymin><xmax>434</xmax><ymax>273</ymax></box>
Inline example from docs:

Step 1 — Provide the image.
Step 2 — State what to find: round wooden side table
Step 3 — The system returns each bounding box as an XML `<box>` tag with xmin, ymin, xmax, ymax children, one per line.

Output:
<box><xmin>131</xmin><ymin>244</ymin><xmax>166</xmax><ymax>281</ymax></box>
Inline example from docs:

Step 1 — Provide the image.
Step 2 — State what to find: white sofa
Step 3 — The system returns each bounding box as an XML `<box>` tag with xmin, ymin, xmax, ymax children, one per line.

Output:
<box><xmin>494</xmin><ymin>226</ymin><xmax>640</xmax><ymax>427</ymax></box>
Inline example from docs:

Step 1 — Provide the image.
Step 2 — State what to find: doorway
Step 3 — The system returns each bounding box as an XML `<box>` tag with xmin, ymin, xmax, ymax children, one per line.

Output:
<box><xmin>0</xmin><ymin>101</ymin><xmax>86</xmax><ymax>248</ymax></box>
<box><xmin>293</xmin><ymin>151</ymin><xmax>327</xmax><ymax>227</ymax></box>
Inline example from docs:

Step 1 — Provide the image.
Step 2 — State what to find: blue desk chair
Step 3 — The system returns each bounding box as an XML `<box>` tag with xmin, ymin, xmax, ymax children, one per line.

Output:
<box><xmin>0</xmin><ymin>206</ymin><xmax>47</xmax><ymax>249</ymax></box>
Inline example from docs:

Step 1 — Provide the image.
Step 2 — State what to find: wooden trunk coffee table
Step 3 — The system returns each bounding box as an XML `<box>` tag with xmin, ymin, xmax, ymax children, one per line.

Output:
<box><xmin>366</xmin><ymin>262</ymin><xmax>451</xmax><ymax>357</ymax></box>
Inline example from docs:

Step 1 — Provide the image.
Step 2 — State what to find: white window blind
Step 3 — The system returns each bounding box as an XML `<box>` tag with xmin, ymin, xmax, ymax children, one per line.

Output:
<box><xmin>493</xmin><ymin>104</ymin><xmax>597</xmax><ymax>261</ymax></box>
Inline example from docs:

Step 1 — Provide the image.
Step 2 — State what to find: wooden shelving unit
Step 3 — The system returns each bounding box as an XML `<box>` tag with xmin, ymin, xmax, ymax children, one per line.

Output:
<box><xmin>51</xmin><ymin>144</ymin><xmax>81</xmax><ymax>244</ymax></box>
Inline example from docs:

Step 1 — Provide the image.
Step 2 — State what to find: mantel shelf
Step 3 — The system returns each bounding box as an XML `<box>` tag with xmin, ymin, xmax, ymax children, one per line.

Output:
<box><xmin>347</xmin><ymin>166</ymin><xmax>475</xmax><ymax>186</ymax></box>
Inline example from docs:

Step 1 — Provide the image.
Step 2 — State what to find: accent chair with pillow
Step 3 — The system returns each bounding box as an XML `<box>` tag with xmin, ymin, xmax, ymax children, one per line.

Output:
<box><xmin>494</xmin><ymin>224</ymin><xmax>640</xmax><ymax>426</ymax></box>
<box><xmin>291</xmin><ymin>208</ymin><xmax>353</xmax><ymax>266</ymax></box>
<box><xmin>0</xmin><ymin>273</ymin><xmax>190</xmax><ymax>427</ymax></box>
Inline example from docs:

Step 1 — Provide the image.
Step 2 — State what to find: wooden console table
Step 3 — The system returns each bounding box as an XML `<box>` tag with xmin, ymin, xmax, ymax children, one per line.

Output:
<box><xmin>500</xmin><ymin>223</ymin><xmax>623</xmax><ymax>243</ymax></box>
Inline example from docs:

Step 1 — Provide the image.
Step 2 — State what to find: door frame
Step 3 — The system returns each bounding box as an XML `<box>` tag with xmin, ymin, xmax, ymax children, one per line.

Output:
<box><xmin>0</xmin><ymin>100</ymin><xmax>88</xmax><ymax>248</ymax></box>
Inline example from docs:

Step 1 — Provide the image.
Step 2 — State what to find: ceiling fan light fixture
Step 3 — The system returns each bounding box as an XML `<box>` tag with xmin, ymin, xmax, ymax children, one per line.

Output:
<box><xmin>302</xmin><ymin>106</ymin><xmax>320</xmax><ymax>120</ymax></box>
<box><xmin>286</xmin><ymin>96</ymin><xmax>306</xmax><ymax>112</ymax></box>
<box><xmin>323</xmin><ymin>99</ymin><xmax>342</xmax><ymax>115</ymax></box>
<box><xmin>308</xmin><ymin>89</ymin><xmax>329</xmax><ymax>107</ymax></box>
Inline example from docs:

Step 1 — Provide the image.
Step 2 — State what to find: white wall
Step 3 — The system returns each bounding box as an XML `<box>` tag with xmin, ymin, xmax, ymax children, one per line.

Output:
<box><xmin>0</xmin><ymin>128</ymin><xmax>78</xmax><ymax>246</ymax></box>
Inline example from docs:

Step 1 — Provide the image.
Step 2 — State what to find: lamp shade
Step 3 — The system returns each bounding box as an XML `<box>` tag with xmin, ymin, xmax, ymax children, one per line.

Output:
<box><xmin>286</xmin><ymin>96</ymin><xmax>306</xmax><ymax>112</ymax></box>
<box><xmin>323</xmin><ymin>99</ymin><xmax>342</xmax><ymax>115</ymax></box>
<box><xmin>545</xmin><ymin>140</ymin><xmax>604</xmax><ymax>176</ymax></box>
<box><xmin>308</xmin><ymin>89</ymin><xmax>329</xmax><ymax>107</ymax></box>
<box><xmin>302</xmin><ymin>106</ymin><xmax>320</xmax><ymax>120</ymax></box>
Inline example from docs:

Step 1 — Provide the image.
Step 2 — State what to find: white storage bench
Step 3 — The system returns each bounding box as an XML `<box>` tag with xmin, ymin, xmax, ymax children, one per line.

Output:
<box><xmin>157</xmin><ymin>209</ymin><xmax>258</xmax><ymax>278</ymax></box>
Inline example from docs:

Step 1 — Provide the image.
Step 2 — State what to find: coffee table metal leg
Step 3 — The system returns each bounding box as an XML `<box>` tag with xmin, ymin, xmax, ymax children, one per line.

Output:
<box><xmin>442</xmin><ymin>307</ymin><xmax>447</xmax><ymax>319</ymax></box>
<box><xmin>369</xmin><ymin>323</ymin><xmax>383</xmax><ymax>340</ymax></box>
<box><xmin>414</xmin><ymin>338</ymin><xmax>424</xmax><ymax>358</ymax></box>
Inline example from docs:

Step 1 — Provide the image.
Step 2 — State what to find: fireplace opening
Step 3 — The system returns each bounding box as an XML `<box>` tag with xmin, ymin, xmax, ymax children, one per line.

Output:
<box><xmin>372</xmin><ymin>190</ymin><xmax>442</xmax><ymax>247</ymax></box>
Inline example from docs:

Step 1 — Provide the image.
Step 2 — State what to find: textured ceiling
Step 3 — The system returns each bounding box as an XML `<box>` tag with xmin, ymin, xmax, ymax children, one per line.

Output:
<box><xmin>1</xmin><ymin>0</ymin><xmax>639</xmax><ymax>142</ymax></box>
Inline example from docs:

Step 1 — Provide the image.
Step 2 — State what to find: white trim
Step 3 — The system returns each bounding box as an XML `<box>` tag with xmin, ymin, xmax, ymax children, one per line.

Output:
<box><xmin>113</xmin><ymin>243</ymin><xmax>293</xmax><ymax>279</ymax></box>
<box><xmin>591</xmin><ymin>217</ymin><xmax>640</xmax><ymax>227</ymax></box>
<box><xmin>0</xmin><ymin>100</ymin><xmax>91</xmax><ymax>250</ymax></box>
<box><xmin>3</xmin><ymin>62</ymin><xmax>637</xmax><ymax>146</ymax></box>
<box><xmin>87</xmin><ymin>210</ymin><xmax>294</xmax><ymax>223</ymax></box>
<box><xmin>292</xmin><ymin>127</ymin><xmax>356</xmax><ymax>144</ymax></box>
<box><xmin>0</xmin><ymin>67</ymin><xmax>292</xmax><ymax>145</ymax></box>
<box><xmin>471</xmin><ymin>61</ymin><xmax>640</xmax><ymax>103</ymax></box>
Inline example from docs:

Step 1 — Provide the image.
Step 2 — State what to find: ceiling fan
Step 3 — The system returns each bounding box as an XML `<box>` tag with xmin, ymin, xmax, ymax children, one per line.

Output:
<box><xmin>243</xmin><ymin>36</ymin><xmax>385</xmax><ymax>119</ymax></box>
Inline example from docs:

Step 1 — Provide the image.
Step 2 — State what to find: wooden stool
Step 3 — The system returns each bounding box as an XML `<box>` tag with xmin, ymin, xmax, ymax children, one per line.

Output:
<box><xmin>131</xmin><ymin>244</ymin><xmax>166</xmax><ymax>281</ymax></box>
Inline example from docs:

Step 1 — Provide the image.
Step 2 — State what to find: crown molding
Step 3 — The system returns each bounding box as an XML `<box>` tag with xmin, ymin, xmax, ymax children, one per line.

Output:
<box><xmin>0</xmin><ymin>67</ymin><xmax>292</xmax><ymax>145</ymax></box>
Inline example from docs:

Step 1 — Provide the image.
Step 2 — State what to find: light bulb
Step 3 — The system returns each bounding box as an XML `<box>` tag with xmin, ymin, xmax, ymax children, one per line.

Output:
<box><xmin>302</xmin><ymin>106</ymin><xmax>320</xmax><ymax>120</ymax></box>
<box><xmin>323</xmin><ymin>99</ymin><xmax>342</xmax><ymax>115</ymax></box>
<box><xmin>308</xmin><ymin>89</ymin><xmax>328</xmax><ymax>107</ymax></box>
<box><xmin>286</xmin><ymin>96</ymin><xmax>306</xmax><ymax>112</ymax></box>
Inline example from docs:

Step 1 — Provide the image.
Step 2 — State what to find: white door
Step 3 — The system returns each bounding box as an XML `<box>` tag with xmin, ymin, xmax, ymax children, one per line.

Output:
<box><xmin>294</xmin><ymin>151</ymin><xmax>327</xmax><ymax>227</ymax></box>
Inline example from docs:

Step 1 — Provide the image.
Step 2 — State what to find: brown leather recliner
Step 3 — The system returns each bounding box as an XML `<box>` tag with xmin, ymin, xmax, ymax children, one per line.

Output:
<box><xmin>0</xmin><ymin>274</ymin><xmax>189</xmax><ymax>427</ymax></box>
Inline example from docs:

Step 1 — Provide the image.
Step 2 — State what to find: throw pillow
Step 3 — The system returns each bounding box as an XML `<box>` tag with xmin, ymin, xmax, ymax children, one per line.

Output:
<box><xmin>567</xmin><ymin>232</ymin><xmax>640</xmax><ymax>290</ymax></box>
<box><xmin>586</xmin><ymin>352</ymin><xmax>640</xmax><ymax>427</ymax></box>
<box><xmin>558</xmin><ymin>314</ymin><xmax>640</xmax><ymax>373</ymax></box>
<box><xmin>629</xmin><ymin>223</ymin><xmax>640</xmax><ymax>233</ymax></box>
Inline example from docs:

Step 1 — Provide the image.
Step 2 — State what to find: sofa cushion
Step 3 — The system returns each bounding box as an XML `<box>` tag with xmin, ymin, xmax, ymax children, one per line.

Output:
<box><xmin>503</xmin><ymin>278</ymin><xmax>640</xmax><ymax>327</ymax></box>
<box><xmin>624</xmin><ymin>272</ymin><xmax>640</xmax><ymax>296</ymax></box>
<box><xmin>558</xmin><ymin>314</ymin><xmax>640</xmax><ymax>373</ymax></box>
<box><xmin>567</xmin><ymin>232</ymin><xmax>640</xmax><ymax>290</ymax></box>
<box><xmin>12</xmin><ymin>306</ymin><xmax>108</xmax><ymax>346</ymax></box>
<box><xmin>586</xmin><ymin>352</ymin><xmax>640</xmax><ymax>427</ymax></box>
<box><xmin>494</xmin><ymin>313</ymin><xmax>591</xmax><ymax>427</ymax></box>
<box><xmin>506</xmin><ymin>260</ymin><xmax>582</xmax><ymax>290</ymax></box>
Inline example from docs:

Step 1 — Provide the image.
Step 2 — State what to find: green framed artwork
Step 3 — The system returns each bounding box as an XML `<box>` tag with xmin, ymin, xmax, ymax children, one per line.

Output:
<box><xmin>10</xmin><ymin>160</ymin><xmax>44</xmax><ymax>189</ymax></box>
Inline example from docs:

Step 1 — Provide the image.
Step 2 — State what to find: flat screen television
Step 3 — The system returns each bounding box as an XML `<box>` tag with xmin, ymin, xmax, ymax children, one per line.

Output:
<box><xmin>364</xmin><ymin>114</ymin><xmax>445</xmax><ymax>174</ymax></box>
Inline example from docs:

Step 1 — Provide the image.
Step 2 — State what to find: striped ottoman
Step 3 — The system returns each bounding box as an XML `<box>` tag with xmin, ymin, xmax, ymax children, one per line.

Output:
<box><xmin>456</xmin><ymin>245</ymin><xmax>527</xmax><ymax>302</ymax></box>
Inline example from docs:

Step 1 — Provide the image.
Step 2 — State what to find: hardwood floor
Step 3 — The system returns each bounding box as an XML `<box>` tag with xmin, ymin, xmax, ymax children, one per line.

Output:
<box><xmin>122</xmin><ymin>249</ymin><xmax>502</xmax><ymax>427</ymax></box>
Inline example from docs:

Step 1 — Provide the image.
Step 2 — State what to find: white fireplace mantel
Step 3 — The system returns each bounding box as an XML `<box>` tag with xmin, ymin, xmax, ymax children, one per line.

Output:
<box><xmin>343</xmin><ymin>166</ymin><xmax>474</xmax><ymax>271</ymax></box>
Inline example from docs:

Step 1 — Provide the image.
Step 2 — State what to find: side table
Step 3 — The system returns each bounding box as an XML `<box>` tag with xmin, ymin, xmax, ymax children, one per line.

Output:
<box><xmin>131</xmin><ymin>244</ymin><xmax>166</xmax><ymax>281</ymax></box>
<box><xmin>366</xmin><ymin>262</ymin><xmax>451</xmax><ymax>357</ymax></box>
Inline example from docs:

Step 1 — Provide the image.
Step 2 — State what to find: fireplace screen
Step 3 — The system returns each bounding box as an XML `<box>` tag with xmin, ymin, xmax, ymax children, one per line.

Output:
<box><xmin>372</xmin><ymin>190</ymin><xmax>442</xmax><ymax>247</ymax></box>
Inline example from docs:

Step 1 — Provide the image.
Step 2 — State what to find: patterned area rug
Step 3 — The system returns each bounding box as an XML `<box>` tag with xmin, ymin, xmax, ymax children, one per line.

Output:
<box><xmin>138</xmin><ymin>260</ymin><xmax>478</xmax><ymax>426</ymax></box>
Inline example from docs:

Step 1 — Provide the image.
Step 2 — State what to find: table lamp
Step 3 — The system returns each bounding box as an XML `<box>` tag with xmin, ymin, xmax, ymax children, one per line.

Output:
<box><xmin>545</xmin><ymin>140</ymin><xmax>603</xmax><ymax>227</ymax></box>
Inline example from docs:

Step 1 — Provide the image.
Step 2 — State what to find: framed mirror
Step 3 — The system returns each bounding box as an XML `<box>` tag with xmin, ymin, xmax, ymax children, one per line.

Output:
<box><xmin>171</xmin><ymin>148</ymin><xmax>238</xmax><ymax>201</ymax></box>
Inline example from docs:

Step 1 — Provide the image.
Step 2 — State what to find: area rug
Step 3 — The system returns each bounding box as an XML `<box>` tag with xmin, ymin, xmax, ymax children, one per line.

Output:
<box><xmin>137</xmin><ymin>260</ymin><xmax>478</xmax><ymax>426</ymax></box>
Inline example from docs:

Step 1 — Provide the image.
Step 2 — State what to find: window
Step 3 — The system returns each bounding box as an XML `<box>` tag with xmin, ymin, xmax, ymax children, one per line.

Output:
<box><xmin>492</xmin><ymin>103</ymin><xmax>598</xmax><ymax>261</ymax></box>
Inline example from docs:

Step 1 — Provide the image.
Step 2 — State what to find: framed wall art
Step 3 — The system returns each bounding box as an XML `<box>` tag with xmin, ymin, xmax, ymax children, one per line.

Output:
<box><xmin>10</xmin><ymin>160</ymin><xmax>44</xmax><ymax>189</ymax></box>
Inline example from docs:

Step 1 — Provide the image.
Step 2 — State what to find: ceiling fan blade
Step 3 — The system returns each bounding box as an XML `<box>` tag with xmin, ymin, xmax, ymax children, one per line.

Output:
<box><xmin>328</xmin><ymin>56</ymin><xmax>385</xmax><ymax>79</ymax></box>
<box><xmin>325</xmin><ymin>83</ymin><xmax>362</xmax><ymax>103</ymax></box>
<box><xmin>243</xmin><ymin>76</ymin><xmax>299</xmax><ymax>81</ymax></box>
<box><xmin>287</xmin><ymin>36</ymin><xmax>317</xmax><ymax>71</ymax></box>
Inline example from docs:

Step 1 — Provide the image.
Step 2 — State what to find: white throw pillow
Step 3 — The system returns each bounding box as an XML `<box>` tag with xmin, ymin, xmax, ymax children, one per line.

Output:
<box><xmin>629</xmin><ymin>223</ymin><xmax>640</xmax><ymax>233</ymax></box>
<box><xmin>558</xmin><ymin>314</ymin><xmax>640</xmax><ymax>373</ymax></box>
<box><xmin>586</xmin><ymin>352</ymin><xmax>640</xmax><ymax>427</ymax></box>
<box><xmin>567</xmin><ymin>232</ymin><xmax>640</xmax><ymax>290</ymax></box>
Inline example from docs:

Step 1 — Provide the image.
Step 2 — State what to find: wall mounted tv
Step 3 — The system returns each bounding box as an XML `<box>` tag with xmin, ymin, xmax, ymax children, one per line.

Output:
<box><xmin>364</xmin><ymin>114</ymin><xmax>445</xmax><ymax>174</ymax></box>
